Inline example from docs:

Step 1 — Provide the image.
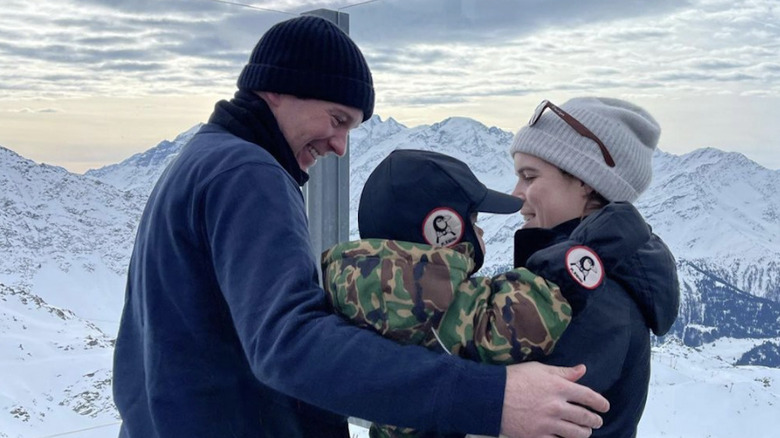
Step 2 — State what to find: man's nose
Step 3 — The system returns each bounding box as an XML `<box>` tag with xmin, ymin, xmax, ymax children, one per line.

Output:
<box><xmin>330</xmin><ymin>132</ymin><xmax>348</xmax><ymax>157</ymax></box>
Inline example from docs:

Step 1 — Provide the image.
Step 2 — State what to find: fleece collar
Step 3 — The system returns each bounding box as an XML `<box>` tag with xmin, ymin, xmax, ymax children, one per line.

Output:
<box><xmin>208</xmin><ymin>89</ymin><xmax>309</xmax><ymax>186</ymax></box>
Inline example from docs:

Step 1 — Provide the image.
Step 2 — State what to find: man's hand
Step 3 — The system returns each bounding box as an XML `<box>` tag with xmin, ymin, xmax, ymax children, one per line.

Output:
<box><xmin>500</xmin><ymin>363</ymin><xmax>609</xmax><ymax>438</ymax></box>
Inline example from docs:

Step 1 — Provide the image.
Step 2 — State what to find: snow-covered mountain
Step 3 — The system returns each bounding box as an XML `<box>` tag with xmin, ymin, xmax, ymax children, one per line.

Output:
<box><xmin>85</xmin><ymin>116</ymin><xmax>779</xmax><ymax>303</ymax></box>
<box><xmin>643</xmin><ymin>148</ymin><xmax>780</xmax><ymax>302</ymax></box>
<box><xmin>75</xmin><ymin>114</ymin><xmax>780</xmax><ymax>346</ymax></box>
<box><xmin>1</xmin><ymin>115</ymin><xmax>779</xmax><ymax>437</ymax></box>
<box><xmin>0</xmin><ymin>146</ymin><xmax>145</xmax><ymax>332</ymax></box>
<box><xmin>83</xmin><ymin>124</ymin><xmax>202</xmax><ymax>197</ymax></box>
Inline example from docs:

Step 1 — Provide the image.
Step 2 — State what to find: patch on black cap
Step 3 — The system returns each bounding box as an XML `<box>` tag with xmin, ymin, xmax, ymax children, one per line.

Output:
<box><xmin>422</xmin><ymin>208</ymin><xmax>464</xmax><ymax>247</ymax></box>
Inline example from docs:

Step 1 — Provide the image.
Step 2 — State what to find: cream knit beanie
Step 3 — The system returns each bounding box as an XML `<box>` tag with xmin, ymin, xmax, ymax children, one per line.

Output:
<box><xmin>509</xmin><ymin>97</ymin><xmax>660</xmax><ymax>202</ymax></box>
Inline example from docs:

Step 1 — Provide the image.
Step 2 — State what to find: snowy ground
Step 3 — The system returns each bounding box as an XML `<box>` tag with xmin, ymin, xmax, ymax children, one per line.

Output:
<box><xmin>638</xmin><ymin>338</ymin><xmax>780</xmax><ymax>438</ymax></box>
<box><xmin>2</xmin><ymin>339</ymin><xmax>779</xmax><ymax>438</ymax></box>
<box><xmin>20</xmin><ymin>419</ymin><xmax>369</xmax><ymax>438</ymax></box>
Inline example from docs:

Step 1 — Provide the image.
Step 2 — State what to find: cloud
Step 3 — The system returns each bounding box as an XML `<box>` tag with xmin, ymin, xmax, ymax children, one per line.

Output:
<box><xmin>688</xmin><ymin>59</ymin><xmax>750</xmax><ymax>70</ymax></box>
<box><xmin>741</xmin><ymin>90</ymin><xmax>775</xmax><ymax>97</ymax></box>
<box><xmin>0</xmin><ymin>0</ymin><xmax>778</xmax><ymax>107</ymax></box>
<box><xmin>342</xmin><ymin>0</ymin><xmax>689</xmax><ymax>46</ymax></box>
<box><xmin>97</xmin><ymin>61</ymin><xmax>168</xmax><ymax>72</ymax></box>
<box><xmin>756</xmin><ymin>63</ymin><xmax>780</xmax><ymax>75</ymax></box>
<box><xmin>1</xmin><ymin>0</ymin><xmax>778</xmax><ymax>172</ymax></box>
<box><xmin>73</xmin><ymin>0</ymin><xmax>228</xmax><ymax>15</ymax></box>
<box><xmin>4</xmin><ymin>107</ymin><xmax>60</xmax><ymax>113</ymax></box>
<box><xmin>386</xmin><ymin>93</ymin><xmax>468</xmax><ymax>106</ymax></box>
<box><xmin>599</xmin><ymin>28</ymin><xmax>674</xmax><ymax>42</ymax></box>
<box><xmin>653</xmin><ymin>68</ymin><xmax>759</xmax><ymax>83</ymax></box>
<box><xmin>584</xmin><ymin>67</ymin><xmax>623</xmax><ymax>76</ymax></box>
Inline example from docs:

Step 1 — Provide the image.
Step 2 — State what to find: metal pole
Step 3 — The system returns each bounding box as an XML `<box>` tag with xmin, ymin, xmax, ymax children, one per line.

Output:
<box><xmin>300</xmin><ymin>9</ymin><xmax>351</xmax><ymax>271</ymax></box>
<box><xmin>301</xmin><ymin>8</ymin><xmax>372</xmax><ymax>432</ymax></box>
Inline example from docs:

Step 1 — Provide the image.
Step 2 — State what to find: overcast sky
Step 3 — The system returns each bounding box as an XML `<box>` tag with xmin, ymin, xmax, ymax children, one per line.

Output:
<box><xmin>1</xmin><ymin>0</ymin><xmax>778</xmax><ymax>173</ymax></box>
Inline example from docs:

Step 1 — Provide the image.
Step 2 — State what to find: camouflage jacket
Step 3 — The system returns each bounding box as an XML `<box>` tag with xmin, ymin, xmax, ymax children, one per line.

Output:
<box><xmin>321</xmin><ymin>239</ymin><xmax>572</xmax><ymax>365</ymax></box>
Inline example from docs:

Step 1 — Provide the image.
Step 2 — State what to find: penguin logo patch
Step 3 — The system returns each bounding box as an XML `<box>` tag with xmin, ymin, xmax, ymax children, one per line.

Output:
<box><xmin>565</xmin><ymin>246</ymin><xmax>604</xmax><ymax>289</ymax></box>
<box><xmin>422</xmin><ymin>208</ymin><xmax>463</xmax><ymax>248</ymax></box>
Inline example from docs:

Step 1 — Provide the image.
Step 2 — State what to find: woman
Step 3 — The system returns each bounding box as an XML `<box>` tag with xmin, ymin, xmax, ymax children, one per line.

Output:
<box><xmin>509</xmin><ymin>97</ymin><xmax>680</xmax><ymax>437</ymax></box>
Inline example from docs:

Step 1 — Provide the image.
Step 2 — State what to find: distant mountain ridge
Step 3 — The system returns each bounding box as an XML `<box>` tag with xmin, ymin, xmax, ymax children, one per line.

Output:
<box><xmin>81</xmin><ymin>115</ymin><xmax>780</xmax><ymax>301</ymax></box>
<box><xmin>83</xmin><ymin>124</ymin><xmax>203</xmax><ymax>196</ymax></box>
<box><xmin>643</xmin><ymin>147</ymin><xmax>780</xmax><ymax>303</ymax></box>
<box><xmin>73</xmin><ymin>116</ymin><xmax>780</xmax><ymax>345</ymax></box>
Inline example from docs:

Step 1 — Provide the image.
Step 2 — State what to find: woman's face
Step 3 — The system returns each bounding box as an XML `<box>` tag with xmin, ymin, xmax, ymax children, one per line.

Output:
<box><xmin>512</xmin><ymin>153</ymin><xmax>590</xmax><ymax>229</ymax></box>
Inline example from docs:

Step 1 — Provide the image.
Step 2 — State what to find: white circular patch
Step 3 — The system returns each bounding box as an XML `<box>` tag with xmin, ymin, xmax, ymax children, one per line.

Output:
<box><xmin>422</xmin><ymin>207</ymin><xmax>464</xmax><ymax>248</ymax></box>
<box><xmin>565</xmin><ymin>246</ymin><xmax>604</xmax><ymax>289</ymax></box>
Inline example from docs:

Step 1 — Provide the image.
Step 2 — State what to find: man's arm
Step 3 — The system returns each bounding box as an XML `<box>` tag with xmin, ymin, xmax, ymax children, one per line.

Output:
<box><xmin>501</xmin><ymin>363</ymin><xmax>609</xmax><ymax>438</ymax></box>
<box><xmin>207</xmin><ymin>165</ymin><xmax>503</xmax><ymax>434</ymax></box>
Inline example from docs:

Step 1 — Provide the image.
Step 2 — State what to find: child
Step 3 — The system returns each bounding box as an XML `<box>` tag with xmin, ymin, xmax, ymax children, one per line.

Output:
<box><xmin>321</xmin><ymin>149</ymin><xmax>575</xmax><ymax>438</ymax></box>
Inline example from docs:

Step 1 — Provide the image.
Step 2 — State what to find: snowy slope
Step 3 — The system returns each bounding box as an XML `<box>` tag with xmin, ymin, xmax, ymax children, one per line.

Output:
<box><xmin>0</xmin><ymin>146</ymin><xmax>146</xmax><ymax>333</ymax></box>
<box><xmin>5</xmin><ymin>338</ymin><xmax>777</xmax><ymax>438</ymax></box>
<box><xmin>639</xmin><ymin>338</ymin><xmax>780</xmax><ymax>437</ymax></box>
<box><xmin>0</xmin><ymin>283</ymin><xmax>117</xmax><ymax>438</ymax></box>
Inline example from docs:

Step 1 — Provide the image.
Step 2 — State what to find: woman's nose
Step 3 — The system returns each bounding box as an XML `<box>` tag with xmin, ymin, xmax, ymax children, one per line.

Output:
<box><xmin>511</xmin><ymin>182</ymin><xmax>524</xmax><ymax>198</ymax></box>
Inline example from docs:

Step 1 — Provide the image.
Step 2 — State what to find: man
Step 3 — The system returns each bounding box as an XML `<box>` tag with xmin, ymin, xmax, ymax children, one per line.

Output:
<box><xmin>112</xmin><ymin>15</ymin><xmax>608</xmax><ymax>438</ymax></box>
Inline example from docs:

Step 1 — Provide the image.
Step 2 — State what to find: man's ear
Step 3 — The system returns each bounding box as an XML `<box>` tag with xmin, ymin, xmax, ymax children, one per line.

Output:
<box><xmin>257</xmin><ymin>91</ymin><xmax>282</xmax><ymax>107</ymax></box>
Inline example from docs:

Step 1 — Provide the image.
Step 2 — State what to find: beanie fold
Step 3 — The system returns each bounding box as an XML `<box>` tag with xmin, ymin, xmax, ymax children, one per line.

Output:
<box><xmin>238</xmin><ymin>64</ymin><xmax>374</xmax><ymax>120</ymax></box>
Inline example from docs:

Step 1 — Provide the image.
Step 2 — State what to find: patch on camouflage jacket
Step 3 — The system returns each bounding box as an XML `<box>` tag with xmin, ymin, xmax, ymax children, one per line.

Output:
<box><xmin>321</xmin><ymin>239</ymin><xmax>571</xmax><ymax>364</ymax></box>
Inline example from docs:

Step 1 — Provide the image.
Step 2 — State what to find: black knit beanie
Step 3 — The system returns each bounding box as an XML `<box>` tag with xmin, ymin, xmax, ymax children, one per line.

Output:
<box><xmin>237</xmin><ymin>15</ymin><xmax>375</xmax><ymax>122</ymax></box>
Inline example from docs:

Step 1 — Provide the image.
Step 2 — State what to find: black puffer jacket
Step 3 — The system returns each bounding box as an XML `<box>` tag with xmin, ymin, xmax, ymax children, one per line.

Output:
<box><xmin>515</xmin><ymin>202</ymin><xmax>680</xmax><ymax>438</ymax></box>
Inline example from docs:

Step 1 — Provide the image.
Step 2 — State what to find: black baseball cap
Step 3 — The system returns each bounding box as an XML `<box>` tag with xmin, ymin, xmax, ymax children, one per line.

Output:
<box><xmin>358</xmin><ymin>149</ymin><xmax>522</xmax><ymax>272</ymax></box>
